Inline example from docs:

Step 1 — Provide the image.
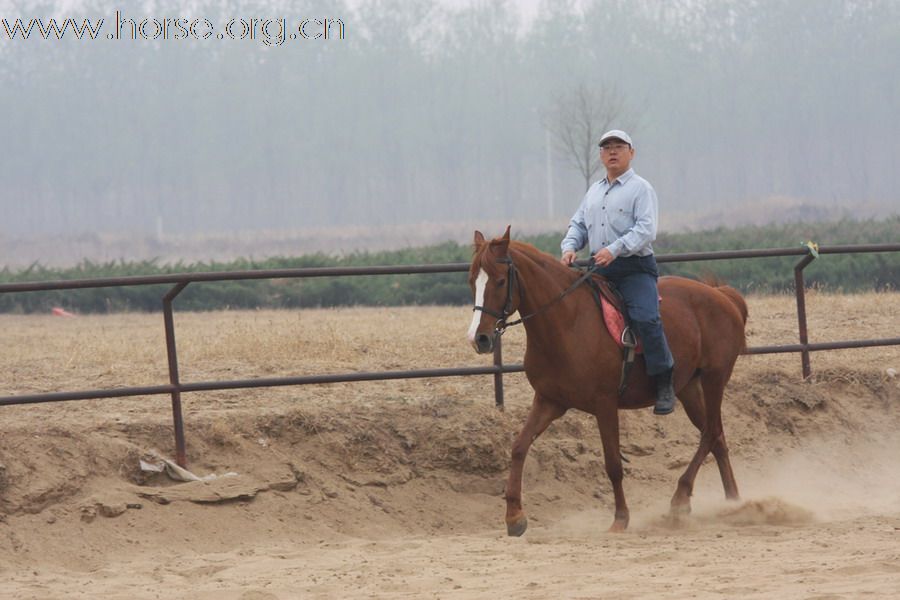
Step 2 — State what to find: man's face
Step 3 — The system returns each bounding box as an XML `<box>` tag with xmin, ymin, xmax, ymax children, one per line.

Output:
<box><xmin>600</xmin><ymin>139</ymin><xmax>634</xmax><ymax>173</ymax></box>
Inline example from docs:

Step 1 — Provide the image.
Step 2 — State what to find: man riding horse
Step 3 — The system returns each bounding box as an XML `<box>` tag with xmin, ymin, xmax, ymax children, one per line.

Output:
<box><xmin>560</xmin><ymin>129</ymin><xmax>676</xmax><ymax>415</ymax></box>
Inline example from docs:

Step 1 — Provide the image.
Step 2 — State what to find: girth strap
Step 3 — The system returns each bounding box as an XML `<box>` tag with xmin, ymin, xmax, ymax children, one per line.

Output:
<box><xmin>618</xmin><ymin>327</ymin><xmax>638</xmax><ymax>396</ymax></box>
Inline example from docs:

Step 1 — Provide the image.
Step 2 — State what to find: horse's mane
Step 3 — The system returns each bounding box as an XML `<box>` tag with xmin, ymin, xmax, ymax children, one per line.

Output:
<box><xmin>510</xmin><ymin>242</ymin><xmax>577</xmax><ymax>280</ymax></box>
<box><xmin>471</xmin><ymin>238</ymin><xmax>578</xmax><ymax>286</ymax></box>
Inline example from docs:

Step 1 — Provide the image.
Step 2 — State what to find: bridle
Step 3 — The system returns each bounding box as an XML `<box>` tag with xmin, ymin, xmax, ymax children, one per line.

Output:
<box><xmin>472</xmin><ymin>255</ymin><xmax>596</xmax><ymax>337</ymax></box>
<box><xmin>472</xmin><ymin>257</ymin><xmax>520</xmax><ymax>335</ymax></box>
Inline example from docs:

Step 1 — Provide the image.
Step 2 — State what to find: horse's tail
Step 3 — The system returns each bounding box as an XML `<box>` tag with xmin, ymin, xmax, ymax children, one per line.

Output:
<box><xmin>702</xmin><ymin>276</ymin><xmax>749</xmax><ymax>351</ymax></box>
<box><xmin>717</xmin><ymin>285</ymin><xmax>748</xmax><ymax>324</ymax></box>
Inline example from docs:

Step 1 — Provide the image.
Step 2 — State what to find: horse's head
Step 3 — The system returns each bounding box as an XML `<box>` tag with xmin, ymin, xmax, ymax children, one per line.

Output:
<box><xmin>467</xmin><ymin>226</ymin><xmax>521</xmax><ymax>354</ymax></box>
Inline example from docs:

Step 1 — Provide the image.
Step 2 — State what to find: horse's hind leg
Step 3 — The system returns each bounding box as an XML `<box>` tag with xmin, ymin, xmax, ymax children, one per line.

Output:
<box><xmin>505</xmin><ymin>393</ymin><xmax>566</xmax><ymax>537</ymax></box>
<box><xmin>670</xmin><ymin>377</ymin><xmax>707</xmax><ymax>514</ymax></box>
<box><xmin>671</xmin><ymin>371</ymin><xmax>739</xmax><ymax>517</ymax></box>
<box><xmin>704</xmin><ymin>371</ymin><xmax>739</xmax><ymax>501</ymax></box>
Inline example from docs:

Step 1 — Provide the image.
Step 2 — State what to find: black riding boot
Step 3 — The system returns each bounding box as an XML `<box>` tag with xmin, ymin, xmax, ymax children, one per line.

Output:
<box><xmin>653</xmin><ymin>368</ymin><xmax>676</xmax><ymax>415</ymax></box>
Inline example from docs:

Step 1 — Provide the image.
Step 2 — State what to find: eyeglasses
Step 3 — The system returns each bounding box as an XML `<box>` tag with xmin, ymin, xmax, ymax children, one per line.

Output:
<box><xmin>600</xmin><ymin>143</ymin><xmax>629</xmax><ymax>153</ymax></box>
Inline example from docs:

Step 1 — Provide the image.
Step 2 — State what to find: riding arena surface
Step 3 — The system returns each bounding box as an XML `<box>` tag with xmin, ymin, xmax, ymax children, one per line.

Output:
<box><xmin>0</xmin><ymin>292</ymin><xmax>899</xmax><ymax>599</ymax></box>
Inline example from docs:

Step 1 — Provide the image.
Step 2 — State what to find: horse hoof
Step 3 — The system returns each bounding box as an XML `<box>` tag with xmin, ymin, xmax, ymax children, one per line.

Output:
<box><xmin>507</xmin><ymin>516</ymin><xmax>528</xmax><ymax>537</ymax></box>
<box><xmin>664</xmin><ymin>503</ymin><xmax>691</xmax><ymax>528</ymax></box>
<box><xmin>670</xmin><ymin>502</ymin><xmax>692</xmax><ymax>517</ymax></box>
<box><xmin>608</xmin><ymin>518</ymin><xmax>629</xmax><ymax>533</ymax></box>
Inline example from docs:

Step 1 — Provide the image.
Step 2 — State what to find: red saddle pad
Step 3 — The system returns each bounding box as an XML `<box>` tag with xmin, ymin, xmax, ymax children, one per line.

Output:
<box><xmin>600</xmin><ymin>294</ymin><xmax>642</xmax><ymax>353</ymax></box>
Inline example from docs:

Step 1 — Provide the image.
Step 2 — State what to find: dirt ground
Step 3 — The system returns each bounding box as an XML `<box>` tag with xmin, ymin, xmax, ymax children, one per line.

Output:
<box><xmin>0</xmin><ymin>291</ymin><xmax>899</xmax><ymax>599</ymax></box>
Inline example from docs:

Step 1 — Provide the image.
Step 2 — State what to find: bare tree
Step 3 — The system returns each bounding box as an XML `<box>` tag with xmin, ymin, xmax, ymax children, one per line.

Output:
<box><xmin>544</xmin><ymin>83</ymin><xmax>632</xmax><ymax>191</ymax></box>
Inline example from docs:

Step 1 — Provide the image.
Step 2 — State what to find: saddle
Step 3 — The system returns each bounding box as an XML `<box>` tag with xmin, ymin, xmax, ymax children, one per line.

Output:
<box><xmin>587</xmin><ymin>274</ymin><xmax>642</xmax><ymax>353</ymax></box>
<box><xmin>586</xmin><ymin>273</ymin><xmax>641</xmax><ymax>395</ymax></box>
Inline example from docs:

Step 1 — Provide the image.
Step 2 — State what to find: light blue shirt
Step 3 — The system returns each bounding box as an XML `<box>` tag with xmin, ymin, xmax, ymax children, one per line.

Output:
<box><xmin>560</xmin><ymin>168</ymin><xmax>658</xmax><ymax>258</ymax></box>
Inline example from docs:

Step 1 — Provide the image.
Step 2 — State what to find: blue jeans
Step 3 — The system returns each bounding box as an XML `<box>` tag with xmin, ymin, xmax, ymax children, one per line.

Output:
<box><xmin>593</xmin><ymin>254</ymin><xmax>674</xmax><ymax>376</ymax></box>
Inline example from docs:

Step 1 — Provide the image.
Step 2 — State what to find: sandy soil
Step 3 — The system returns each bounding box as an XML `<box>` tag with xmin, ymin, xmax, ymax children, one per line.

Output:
<box><xmin>0</xmin><ymin>292</ymin><xmax>899</xmax><ymax>599</ymax></box>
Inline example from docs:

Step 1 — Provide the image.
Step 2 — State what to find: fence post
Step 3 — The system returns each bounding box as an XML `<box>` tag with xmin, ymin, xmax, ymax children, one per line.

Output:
<box><xmin>163</xmin><ymin>282</ymin><xmax>189</xmax><ymax>467</ymax></box>
<box><xmin>793</xmin><ymin>244</ymin><xmax>818</xmax><ymax>380</ymax></box>
<box><xmin>493</xmin><ymin>336</ymin><xmax>505</xmax><ymax>410</ymax></box>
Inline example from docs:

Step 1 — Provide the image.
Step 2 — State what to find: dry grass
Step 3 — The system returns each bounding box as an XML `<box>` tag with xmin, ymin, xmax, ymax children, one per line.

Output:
<box><xmin>0</xmin><ymin>291</ymin><xmax>896</xmax><ymax>426</ymax></box>
<box><xmin>741</xmin><ymin>290</ymin><xmax>899</xmax><ymax>377</ymax></box>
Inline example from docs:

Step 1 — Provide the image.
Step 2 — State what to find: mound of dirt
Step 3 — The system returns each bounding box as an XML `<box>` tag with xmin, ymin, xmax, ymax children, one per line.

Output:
<box><xmin>1</xmin><ymin>367</ymin><xmax>897</xmax><ymax>566</ymax></box>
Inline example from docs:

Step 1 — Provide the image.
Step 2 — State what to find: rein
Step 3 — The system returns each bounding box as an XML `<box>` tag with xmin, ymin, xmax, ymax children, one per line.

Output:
<box><xmin>473</xmin><ymin>256</ymin><xmax>596</xmax><ymax>337</ymax></box>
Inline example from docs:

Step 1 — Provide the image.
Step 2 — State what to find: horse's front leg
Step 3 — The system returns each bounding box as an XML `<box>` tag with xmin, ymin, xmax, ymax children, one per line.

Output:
<box><xmin>505</xmin><ymin>393</ymin><xmax>566</xmax><ymax>537</ymax></box>
<box><xmin>595</xmin><ymin>403</ymin><xmax>629</xmax><ymax>532</ymax></box>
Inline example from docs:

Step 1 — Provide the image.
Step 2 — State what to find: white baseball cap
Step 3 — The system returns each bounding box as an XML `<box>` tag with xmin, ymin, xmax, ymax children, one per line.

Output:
<box><xmin>598</xmin><ymin>129</ymin><xmax>633</xmax><ymax>148</ymax></box>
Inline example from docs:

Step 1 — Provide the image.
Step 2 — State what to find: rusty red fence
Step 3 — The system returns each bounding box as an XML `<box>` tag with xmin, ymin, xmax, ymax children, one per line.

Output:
<box><xmin>1</xmin><ymin>242</ymin><xmax>898</xmax><ymax>467</ymax></box>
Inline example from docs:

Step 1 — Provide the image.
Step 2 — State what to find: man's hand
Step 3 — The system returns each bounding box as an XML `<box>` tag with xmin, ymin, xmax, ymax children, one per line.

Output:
<box><xmin>560</xmin><ymin>250</ymin><xmax>577</xmax><ymax>266</ymax></box>
<box><xmin>592</xmin><ymin>248</ymin><xmax>615</xmax><ymax>267</ymax></box>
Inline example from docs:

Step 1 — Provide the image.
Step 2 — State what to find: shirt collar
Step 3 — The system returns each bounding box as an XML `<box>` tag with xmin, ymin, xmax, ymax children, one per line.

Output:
<box><xmin>602</xmin><ymin>168</ymin><xmax>635</xmax><ymax>186</ymax></box>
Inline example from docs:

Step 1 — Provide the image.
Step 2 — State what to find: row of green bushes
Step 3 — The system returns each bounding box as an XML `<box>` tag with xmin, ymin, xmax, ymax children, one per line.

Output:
<box><xmin>1</xmin><ymin>218</ymin><xmax>896</xmax><ymax>313</ymax></box>
<box><xmin>531</xmin><ymin>217</ymin><xmax>899</xmax><ymax>293</ymax></box>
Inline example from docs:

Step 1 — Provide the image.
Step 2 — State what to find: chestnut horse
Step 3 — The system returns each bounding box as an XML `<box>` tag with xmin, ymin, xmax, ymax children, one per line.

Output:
<box><xmin>467</xmin><ymin>227</ymin><xmax>748</xmax><ymax>535</ymax></box>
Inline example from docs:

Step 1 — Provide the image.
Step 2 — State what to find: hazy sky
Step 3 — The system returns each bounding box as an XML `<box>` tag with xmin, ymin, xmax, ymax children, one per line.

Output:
<box><xmin>1</xmin><ymin>0</ymin><xmax>897</xmax><ymax>265</ymax></box>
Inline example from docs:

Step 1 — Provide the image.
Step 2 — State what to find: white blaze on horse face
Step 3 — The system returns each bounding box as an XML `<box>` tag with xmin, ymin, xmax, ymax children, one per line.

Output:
<box><xmin>467</xmin><ymin>268</ymin><xmax>489</xmax><ymax>343</ymax></box>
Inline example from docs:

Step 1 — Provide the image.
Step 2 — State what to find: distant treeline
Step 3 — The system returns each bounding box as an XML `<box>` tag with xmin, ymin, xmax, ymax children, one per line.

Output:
<box><xmin>1</xmin><ymin>218</ymin><xmax>897</xmax><ymax>314</ymax></box>
<box><xmin>5</xmin><ymin>1</ymin><xmax>900</xmax><ymax>237</ymax></box>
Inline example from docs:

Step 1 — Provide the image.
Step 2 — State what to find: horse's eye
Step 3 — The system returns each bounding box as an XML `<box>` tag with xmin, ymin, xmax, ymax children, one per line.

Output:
<box><xmin>496</xmin><ymin>279</ymin><xmax>506</xmax><ymax>287</ymax></box>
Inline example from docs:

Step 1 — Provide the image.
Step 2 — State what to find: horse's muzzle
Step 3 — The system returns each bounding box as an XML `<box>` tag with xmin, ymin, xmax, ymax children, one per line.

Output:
<box><xmin>474</xmin><ymin>332</ymin><xmax>494</xmax><ymax>354</ymax></box>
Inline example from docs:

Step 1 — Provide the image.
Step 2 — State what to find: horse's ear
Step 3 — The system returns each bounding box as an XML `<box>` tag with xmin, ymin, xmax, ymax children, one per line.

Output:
<box><xmin>474</xmin><ymin>230</ymin><xmax>485</xmax><ymax>245</ymax></box>
<box><xmin>491</xmin><ymin>226</ymin><xmax>511</xmax><ymax>257</ymax></box>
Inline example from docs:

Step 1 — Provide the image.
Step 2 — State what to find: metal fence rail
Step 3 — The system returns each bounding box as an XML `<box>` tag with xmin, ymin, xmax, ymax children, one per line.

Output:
<box><xmin>1</xmin><ymin>242</ymin><xmax>898</xmax><ymax>467</ymax></box>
